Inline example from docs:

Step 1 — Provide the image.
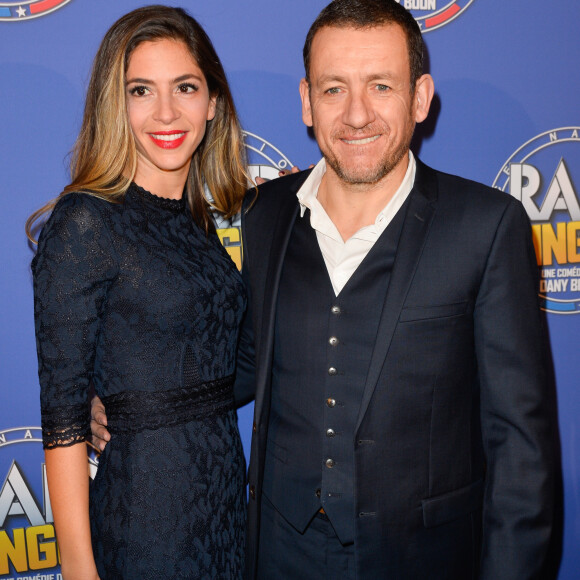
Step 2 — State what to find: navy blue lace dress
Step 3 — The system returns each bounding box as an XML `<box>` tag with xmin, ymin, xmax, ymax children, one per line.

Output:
<box><xmin>33</xmin><ymin>184</ymin><xmax>247</xmax><ymax>579</ymax></box>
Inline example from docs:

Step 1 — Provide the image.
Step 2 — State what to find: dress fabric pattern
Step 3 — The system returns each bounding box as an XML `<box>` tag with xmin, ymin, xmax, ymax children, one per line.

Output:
<box><xmin>33</xmin><ymin>184</ymin><xmax>247</xmax><ymax>579</ymax></box>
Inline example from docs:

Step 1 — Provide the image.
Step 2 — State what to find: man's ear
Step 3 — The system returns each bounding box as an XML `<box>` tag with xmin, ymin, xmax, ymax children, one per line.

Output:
<box><xmin>413</xmin><ymin>74</ymin><xmax>435</xmax><ymax>123</ymax></box>
<box><xmin>299</xmin><ymin>78</ymin><xmax>313</xmax><ymax>127</ymax></box>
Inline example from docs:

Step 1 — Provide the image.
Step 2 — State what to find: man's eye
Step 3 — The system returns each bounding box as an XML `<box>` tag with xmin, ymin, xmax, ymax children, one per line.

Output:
<box><xmin>376</xmin><ymin>84</ymin><xmax>389</xmax><ymax>91</ymax></box>
<box><xmin>326</xmin><ymin>87</ymin><xmax>341</xmax><ymax>95</ymax></box>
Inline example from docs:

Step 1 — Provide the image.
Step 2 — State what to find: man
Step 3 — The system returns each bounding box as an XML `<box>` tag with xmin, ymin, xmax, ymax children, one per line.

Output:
<box><xmin>94</xmin><ymin>1</ymin><xmax>555</xmax><ymax>577</ymax></box>
<box><xmin>233</xmin><ymin>1</ymin><xmax>554</xmax><ymax>578</ymax></box>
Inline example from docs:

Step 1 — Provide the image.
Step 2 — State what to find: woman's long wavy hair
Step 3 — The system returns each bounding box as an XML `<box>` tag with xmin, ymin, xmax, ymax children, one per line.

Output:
<box><xmin>26</xmin><ymin>5</ymin><xmax>249</xmax><ymax>241</ymax></box>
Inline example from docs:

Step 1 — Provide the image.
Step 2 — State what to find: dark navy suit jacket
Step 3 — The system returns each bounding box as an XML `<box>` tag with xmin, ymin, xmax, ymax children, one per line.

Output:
<box><xmin>235</xmin><ymin>159</ymin><xmax>555</xmax><ymax>579</ymax></box>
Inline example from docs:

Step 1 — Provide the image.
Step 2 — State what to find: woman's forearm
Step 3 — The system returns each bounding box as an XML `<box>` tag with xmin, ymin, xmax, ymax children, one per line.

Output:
<box><xmin>45</xmin><ymin>444</ymin><xmax>100</xmax><ymax>580</ymax></box>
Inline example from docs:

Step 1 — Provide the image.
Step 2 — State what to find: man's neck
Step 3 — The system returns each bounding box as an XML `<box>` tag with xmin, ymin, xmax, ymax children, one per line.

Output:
<box><xmin>317</xmin><ymin>156</ymin><xmax>409</xmax><ymax>241</ymax></box>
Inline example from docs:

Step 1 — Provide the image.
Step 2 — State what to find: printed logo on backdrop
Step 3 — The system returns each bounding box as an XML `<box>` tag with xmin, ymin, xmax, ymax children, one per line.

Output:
<box><xmin>214</xmin><ymin>131</ymin><xmax>294</xmax><ymax>270</ymax></box>
<box><xmin>0</xmin><ymin>427</ymin><xmax>69</xmax><ymax>578</ymax></box>
<box><xmin>493</xmin><ymin>127</ymin><xmax>580</xmax><ymax>314</ymax></box>
<box><xmin>0</xmin><ymin>0</ymin><xmax>72</xmax><ymax>21</ymax></box>
<box><xmin>394</xmin><ymin>0</ymin><xmax>474</xmax><ymax>32</ymax></box>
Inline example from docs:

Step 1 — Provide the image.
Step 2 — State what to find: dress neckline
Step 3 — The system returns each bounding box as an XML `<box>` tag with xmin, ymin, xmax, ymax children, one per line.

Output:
<box><xmin>131</xmin><ymin>182</ymin><xmax>186</xmax><ymax>213</ymax></box>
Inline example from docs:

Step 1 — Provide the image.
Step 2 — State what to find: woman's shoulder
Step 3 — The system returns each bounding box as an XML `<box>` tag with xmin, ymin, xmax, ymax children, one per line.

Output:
<box><xmin>38</xmin><ymin>192</ymin><xmax>120</xmax><ymax>247</ymax></box>
<box><xmin>33</xmin><ymin>192</ymin><xmax>123</xmax><ymax>274</ymax></box>
<box><xmin>52</xmin><ymin>191</ymin><xmax>117</xmax><ymax>217</ymax></box>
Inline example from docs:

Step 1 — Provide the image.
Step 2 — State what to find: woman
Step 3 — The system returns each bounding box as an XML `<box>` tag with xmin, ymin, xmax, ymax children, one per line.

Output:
<box><xmin>27</xmin><ymin>6</ymin><xmax>249</xmax><ymax>579</ymax></box>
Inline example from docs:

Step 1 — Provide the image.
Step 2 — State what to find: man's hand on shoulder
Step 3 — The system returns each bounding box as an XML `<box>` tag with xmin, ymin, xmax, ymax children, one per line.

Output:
<box><xmin>90</xmin><ymin>395</ymin><xmax>110</xmax><ymax>452</ymax></box>
<box><xmin>254</xmin><ymin>165</ymin><xmax>308</xmax><ymax>185</ymax></box>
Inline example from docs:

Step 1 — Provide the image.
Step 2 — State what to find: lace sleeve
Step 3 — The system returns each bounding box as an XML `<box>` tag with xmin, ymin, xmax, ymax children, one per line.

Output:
<box><xmin>32</xmin><ymin>193</ymin><xmax>118</xmax><ymax>449</ymax></box>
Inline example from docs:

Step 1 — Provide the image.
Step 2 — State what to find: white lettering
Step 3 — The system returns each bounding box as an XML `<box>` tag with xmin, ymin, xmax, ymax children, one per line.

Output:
<box><xmin>510</xmin><ymin>160</ymin><xmax>580</xmax><ymax>221</ymax></box>
<box><xmin>540</xmin><ymin>279</ymin><xmax>569</xmax><ymax>293</ymax></box>
<box><xmin>557</xmin><ymin>267</ymin><xmax>580</xmax><ymax>277</ymax></box>
<box><xmin>0</xmin><ymin>462</ymin><xmax>45</xmax><ymax>528</ymax></box>
<box><xmin>42</xmin><ymin>465</ymin><xmax>52</xmax><ymax>524</ymax></box>
<box><xmin>510</xmin><ymin>163</ymin><xmax>542</xmax><ymax>218</ymax></box>
<box><xmin>541</xmin><ymin>159</ymin><xmax>580</xmax><ymax>220</ymax></box>
<box><xmin>405</xmin><ymin>0</ymin><xmax>436</xmax><ymax>9</ymax></box>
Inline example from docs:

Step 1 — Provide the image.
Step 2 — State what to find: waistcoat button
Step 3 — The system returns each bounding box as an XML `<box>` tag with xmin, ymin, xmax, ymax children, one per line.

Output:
<box><xmin>331</xmin><ymin>305</ymin><xmax>341</xmax><ymax>315</ymax></box>
<box><xmin>325</xmin><ymin>458</ymin><xmax>335</xmax><ymax>468</ymax></box>
<box><xmin>326</xmin><ymin>398</ymin><xmax>336</xmax><ymax>408</ymax></box>
<box><xmin>328</xmin><ymin>367</ymin><xmax>337</xmax><ymax>376</ymax></box>
<box><xmin>326</xmin><ymin>428</ymin><xmax>336</xmax><ymax>437</ymax></box>
<box><xmin>329</xmin><ymin>336</ymin><xmax>338</xmax><ymax>346</ymax></box>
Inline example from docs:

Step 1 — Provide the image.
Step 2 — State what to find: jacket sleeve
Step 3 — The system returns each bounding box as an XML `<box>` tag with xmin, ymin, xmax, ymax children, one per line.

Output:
<box><xmin>234</xmin><ymin>260</ymin><xmax>257</xmax><ymax>407</ymax></box>
<box><xmin>474</xmin><ymin>198</ymin><xmax>555</xmax><ymax>579</ymax></box>
<box><xmin>233</xmin><ymin>197</ymin><xmax>258</xmax><ymax>408</ymax></box>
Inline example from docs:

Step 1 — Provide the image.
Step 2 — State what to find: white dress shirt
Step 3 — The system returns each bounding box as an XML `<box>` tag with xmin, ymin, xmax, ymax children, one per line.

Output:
<box><xmin>296</xmin><ymin>152</ymin><xmax>416</xmax><ymax>295</ymax></box>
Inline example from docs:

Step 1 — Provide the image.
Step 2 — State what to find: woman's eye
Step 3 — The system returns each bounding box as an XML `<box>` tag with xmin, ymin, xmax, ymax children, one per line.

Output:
<box><xmin>129</xmin><ymin>86</ymin><xmax>149</xmax><ymax>97</ymax></box>
<box><xmin>178</xmin><ymin>83</ymin><xmax>197</xmax><ymax>94</ymax></box>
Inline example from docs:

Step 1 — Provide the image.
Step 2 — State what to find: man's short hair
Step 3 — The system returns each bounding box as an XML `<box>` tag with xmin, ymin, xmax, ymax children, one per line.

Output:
<box><xmin>303</xmin><ymin>0</ymin><xmax>424</xmax><ymax>91</ymax></box>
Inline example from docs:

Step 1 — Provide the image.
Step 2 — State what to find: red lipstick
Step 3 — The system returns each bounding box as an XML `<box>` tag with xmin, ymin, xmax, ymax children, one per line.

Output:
<box><xmin>148</xmin><ymin>130</ymin><xmax>188</xmax><ymax>149</ymax></box>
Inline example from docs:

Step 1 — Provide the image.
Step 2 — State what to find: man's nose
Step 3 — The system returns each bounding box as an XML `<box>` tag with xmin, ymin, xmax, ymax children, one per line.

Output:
<box><xmin>342</xmin><ymin>90</ymin><xmax>375</xmax><ymax>129</ymax></box>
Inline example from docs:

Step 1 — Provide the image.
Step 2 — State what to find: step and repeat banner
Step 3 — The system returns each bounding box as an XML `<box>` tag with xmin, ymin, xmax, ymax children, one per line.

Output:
<box><xmin>1</xmin><ymin>1</ymin><xmax>578</xmax><ymax>577</ymax></box>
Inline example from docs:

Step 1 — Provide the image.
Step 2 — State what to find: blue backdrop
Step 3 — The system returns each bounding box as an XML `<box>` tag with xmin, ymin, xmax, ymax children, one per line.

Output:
<box><xmin>1</xmin><ymin>1</ymin><xmax>578</xmax><ymax>577</ymax></box>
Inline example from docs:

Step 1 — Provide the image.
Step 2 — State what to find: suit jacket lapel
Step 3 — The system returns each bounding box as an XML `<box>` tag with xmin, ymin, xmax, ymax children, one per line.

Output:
<box><xmin>355</xmin><ymin>160</ymin><xmax>438</xmax><ymax>432</ymax></box>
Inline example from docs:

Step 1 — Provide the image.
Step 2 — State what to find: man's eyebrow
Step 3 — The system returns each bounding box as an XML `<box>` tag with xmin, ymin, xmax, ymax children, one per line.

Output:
<box><xmin>315</xmin><ymin>72</ymin><xmax>398</xmax><ymax>84</ymax></box>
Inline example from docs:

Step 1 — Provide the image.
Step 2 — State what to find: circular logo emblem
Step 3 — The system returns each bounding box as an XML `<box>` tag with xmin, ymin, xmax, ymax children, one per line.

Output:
<box><xmin>0</xmin><ymin>0</ymin><xmax>72</xmax><ymax>21</ymax></box>
<box><xmin>395</xmin><ymin>0</ymin><xmax>474</xmax><ymax>32</ymax></box>
<box><xmin>493</xmin><ymin>127</ymin><xmax>580</xmax><ymax>314</ymax></box>
<box><xmin>212</xmin><ymin>131</ymin><xmax>294</xmax><ymax>270</ymax></box>
<box><xmin>243</xmin><ymin>130</ymin><xmax>294</xmax><ymax>182</ymax></box>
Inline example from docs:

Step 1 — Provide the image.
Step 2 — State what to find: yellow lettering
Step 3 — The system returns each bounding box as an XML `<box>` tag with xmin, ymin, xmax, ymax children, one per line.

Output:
<box><xmin>216</xmin><ymin>227</ymin><xmax>242</xmax><ymax>270</ymax></box>
<box><xmin>567</xmin><ymin>221</ymin><xmax>580</xmax><ymax>263</ymax></box>
<box><xmin>541</xmin><ymin>222</ymin><xmax>567</xmax><ymax>266</ymax></box>
<box><xmin>26</xmin><ymin>524</ymin><xmax>58</xmax><ymax>570</ymax></box>
<box><xmin>531</xmin><ymin>224</ymin><xmax>542</xmax><ymax>265</ymax></box>
<box><xmin>0</xmin><ymin>528</ymin><xmax>27</xmax><ymax>574</ymax></box>
<box><xmin>535</xmin><ymin>222</ymin><xmax>580</xmax><ymax>266</ymax></box>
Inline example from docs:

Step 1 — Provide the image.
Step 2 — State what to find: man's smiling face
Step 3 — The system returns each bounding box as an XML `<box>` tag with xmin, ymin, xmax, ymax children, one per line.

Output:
<box><xmin>300</xmin><ymin>23</ymin><xmax>427</xmax><ymax>187</ymax></box>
